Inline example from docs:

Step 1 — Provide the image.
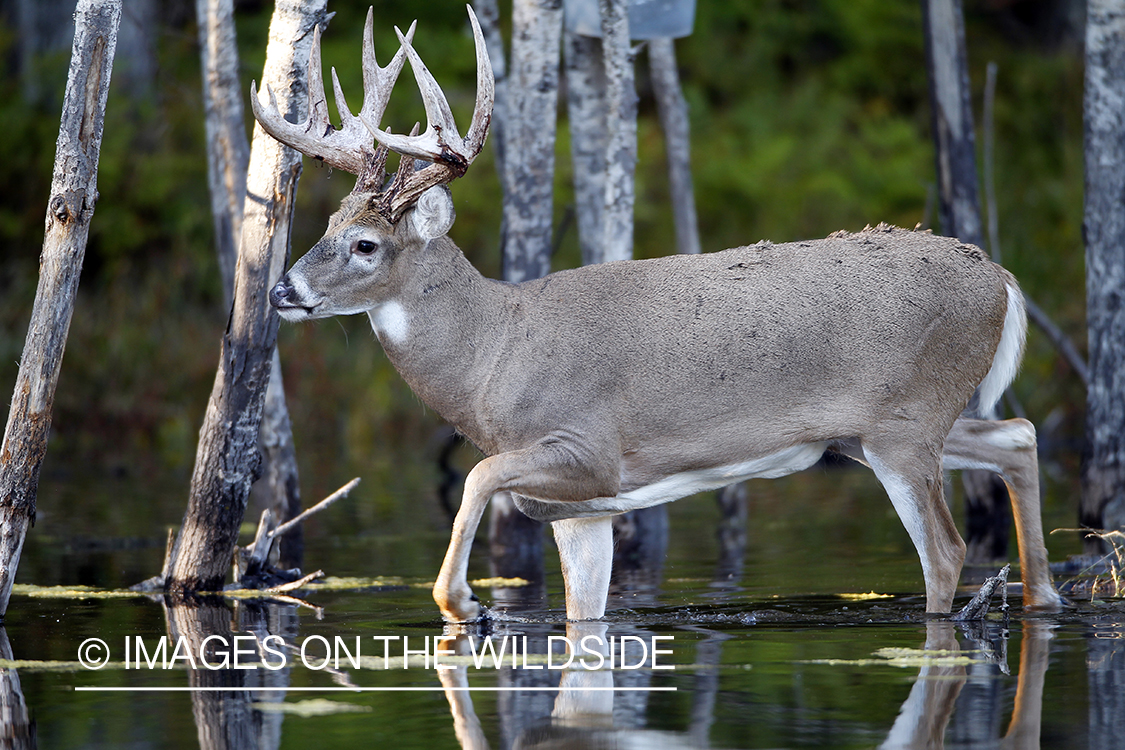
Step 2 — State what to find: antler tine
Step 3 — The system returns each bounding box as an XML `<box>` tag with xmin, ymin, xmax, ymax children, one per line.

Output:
<box><xmin>464</xmin><ymin>5</ymin><xmax>495</xmax><ymax>151</ymax></box>
<box><xmin>305</xmin><ymin>25</ymin><xmax>332</xmax><ymax>137</ymax></box>
<box><xmin>330</xmin><ymin>66</ymin><xmax>353</xmax><ymax>128</ymax></box>
<box><xmin>370</xmin><ymin>7</ymin><xmax>493</xmax><ymax>171</ymax></box>
<box><xmin>251</xmin><ymin>22</ymin><xmax>370</xmax><ymax>175</ymax></box>
<box><xmin>357</xmin><ymin>13</ymin><xmax>416</xmax><ymax>135</ymax></box>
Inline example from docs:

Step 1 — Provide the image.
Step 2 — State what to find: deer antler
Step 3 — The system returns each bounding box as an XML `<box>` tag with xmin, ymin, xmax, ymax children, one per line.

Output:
<box><xmin>365</xmin><ymin>5</ymin><xmax>494</xmax><ymax>220</ymax></box>
<box><xmin>249</xmin><ymin>9</ymin><xmax>416</xmax><ymax>190</ymax></box>
<box><xmin>251</xmin><ymin>5</ymin><xmax>494</xmax><ymax>218</ymax></box>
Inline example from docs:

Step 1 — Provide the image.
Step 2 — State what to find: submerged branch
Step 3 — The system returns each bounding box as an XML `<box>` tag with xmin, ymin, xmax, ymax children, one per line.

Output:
<box><xmin>953</xmin><ymin>564</ymin><xmax>1010</xmax><ymax>622</ymax></box>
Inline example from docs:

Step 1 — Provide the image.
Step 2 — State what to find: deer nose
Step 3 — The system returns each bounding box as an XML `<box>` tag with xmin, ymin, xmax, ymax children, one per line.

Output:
<box><xmin>269</xmin><ymin>278</ymin><xmax>295</xmax><ymax>308</ymax></box>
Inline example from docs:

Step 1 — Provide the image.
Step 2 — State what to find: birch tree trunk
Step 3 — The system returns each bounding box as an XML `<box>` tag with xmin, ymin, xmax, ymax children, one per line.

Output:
<box><xmin>598</xmin><ymin>0</ymin><xmax>636</xmax><ymax>262</ymax></box>
<box><xmin>196</xmin><ymin>0</ymin><xmax>303</xmax><ymax>569</ymax></box>
<box><xmin>0</xmin><ymin>0</ymin><xmax>121</xmax><ymax>618</ymax></box>
<box><xmin>165</xmin><ymin>0</ymin><xmax>328</xmax><ymax>595</ymax></box>
<box><xmin>1081</xmin><ymin>0</ymin><xmax>1125</xmax><ymax>547</ymax></box>
<box><xmin>922</xmin><ymin>0</ymin><xmax>1010</xmax><ymax>564</ymax></box>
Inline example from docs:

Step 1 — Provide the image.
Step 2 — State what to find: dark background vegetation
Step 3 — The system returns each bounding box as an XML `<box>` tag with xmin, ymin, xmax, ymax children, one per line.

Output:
<box><xmin>0</xmin><ymin>0</ymin><xmax>1088</xmax><ymax>564</ymax></box>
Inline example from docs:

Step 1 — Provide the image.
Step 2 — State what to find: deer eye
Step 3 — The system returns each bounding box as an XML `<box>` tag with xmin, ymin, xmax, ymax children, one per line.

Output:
<box><xmin>354</xmin><ymin>239</ymin><xmax>378</xmax><ymax>255</ymax></box>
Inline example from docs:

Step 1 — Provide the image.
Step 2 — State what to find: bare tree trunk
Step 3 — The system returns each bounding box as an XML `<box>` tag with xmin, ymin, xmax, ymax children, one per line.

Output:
<box><xmin>599</xmin><ymin>0</ymin><xmax>636</xmax><ymax>262</ymax></box>
<box><xmin>0</xmin><ymin>0</ymin><xmax>121</xmax><ymax>619</ymax></box>
<box><xmin>564</xmin><ymin>31</ymin><xmax>607</xmax><ymax>266</ymax></box>
<box><xmin>196</xmin><ymin>0</ymin><xmax>303</xmax><ymax>570</ymax></box>
<box><xmin>922</xmin><ymin>0</ymin><xmax>1010</xmax><ymax>564</ymax></box>
<box><xmin>922</xmin><ymin>0</ymin><xmax>984</xmax><ymax>250</ymax></box>
<box><xmin>485</xmin><ymin>0</ymin><xmax>564</xmax><ymax>593</ymax></box>
<box><xmin>165</xmin><ymin>0</ymin><xmax>328</xmax><ymax>595</ymax></box>
<box><xmin>1081</xmin><ymin>0</ymin><xmax>1125</xmax><ymax>548</ymax></box>
<box><xmin>196</xmin><ymin>0</ymin><xmax>248</xmax><ymax>311</ymax></box>
<box><xmin>648</xmin><ymin>37</ymin><xmax>700</xmax><ymax>255</ymax></box>
<box><xmin>257</xmin><ymin>353</ymin><xmax>303</xmax><ymax>568</ymax></box>
<box><xmin>499</xmin><ymin>0</ymin><xmax>563</xmax><ymax>283</ymax></box>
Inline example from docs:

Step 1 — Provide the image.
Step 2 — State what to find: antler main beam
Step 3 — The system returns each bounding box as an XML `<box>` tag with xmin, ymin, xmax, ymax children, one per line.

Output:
<box><xmin>251</xmin><ymin>5</ymin><xmax>494</xmax><ymax>215</ymax></box>
<box><xmin>250</xmin><ymin>9</ymin><xmax>415</xmax><ymax>179</ymax></box>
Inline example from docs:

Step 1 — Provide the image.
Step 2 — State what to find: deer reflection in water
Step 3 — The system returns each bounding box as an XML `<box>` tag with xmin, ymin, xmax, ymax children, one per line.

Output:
<box><xmin>433</xmin><ymin>619</ymin><xmax>1057</xmax><ymax>750</ymax></box>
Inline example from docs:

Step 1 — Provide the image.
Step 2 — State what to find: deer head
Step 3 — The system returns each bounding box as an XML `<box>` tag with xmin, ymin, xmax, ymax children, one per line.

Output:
<box><xmin>252</xmin><ymin>6</ymin><xmax>494</xmax><ymax>320</ymax></box>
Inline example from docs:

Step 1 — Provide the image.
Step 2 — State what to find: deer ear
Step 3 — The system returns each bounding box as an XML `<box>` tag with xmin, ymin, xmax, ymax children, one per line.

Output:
<box><xmin>410</xmin><ymin>186</ymin><xmax>456</xmax><ymax>241</ymax></box>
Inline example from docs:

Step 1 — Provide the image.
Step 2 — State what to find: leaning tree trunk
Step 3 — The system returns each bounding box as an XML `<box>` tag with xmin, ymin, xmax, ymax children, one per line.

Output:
<box><xmin>196</xmin><ymin>0</ymin><xmax>303</xmax><ymax>569</ymax></box>
<box><xmin>922</xmin><ymin>0</ymin><xmax>1010</xmax><ymax>564</ymax></box>
<box><xmin>0</xmin><ymin>0</ymin><xmax>121</xmax><ymax>618</ymax></box>
<box><xmin>1081</xmin><ymin>0</ymin><xmax>1125</xmax><ymax>548</ymax></box>
<box><xmin>481</xmin><ymin>0</ymin><xmax>563</xmax><ymax>593</ymax></box>
<box><xmin>165</xmin><ymin>0</ymin><xmax>328</xmax><ymax>595</ymax></box>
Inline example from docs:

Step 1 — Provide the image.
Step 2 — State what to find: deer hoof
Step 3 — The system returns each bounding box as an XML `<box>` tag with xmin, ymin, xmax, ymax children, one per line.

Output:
<box><xmin>436</xmin><ymin>588</ymin><xmax>484</xmax><ymax>623</ymax></box>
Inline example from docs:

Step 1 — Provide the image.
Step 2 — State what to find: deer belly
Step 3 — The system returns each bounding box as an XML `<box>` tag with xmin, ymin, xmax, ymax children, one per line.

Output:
<box><xmin>617</xmin><ymin>442</ymin><xmax>828</xmax><ymax>509</ymax></box>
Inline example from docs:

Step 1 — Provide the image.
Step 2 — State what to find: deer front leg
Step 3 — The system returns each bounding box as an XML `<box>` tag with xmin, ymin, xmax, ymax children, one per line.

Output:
<box><xmin>433</xmin><ymin>440</ymin><xmax>621</xmax><ymax>623</ymax></box>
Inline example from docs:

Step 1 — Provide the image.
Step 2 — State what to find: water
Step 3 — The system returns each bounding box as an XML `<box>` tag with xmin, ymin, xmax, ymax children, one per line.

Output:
<box><xmin>4</xmin><ymin>456</ymin><xmax>1122</xmax><ymax>748</ymax></box>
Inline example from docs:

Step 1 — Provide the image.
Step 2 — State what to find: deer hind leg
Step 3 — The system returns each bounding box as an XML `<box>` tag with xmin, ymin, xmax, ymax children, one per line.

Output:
<box><xmin>863</xmin><ymin>436</ymin><xmax>966</xmax><ymax>612</ymax></box>
<box><xmin>551</xmin><ymin>516</ymin><xmax>614</xmax><ymax>620</ymax></box>
<box><xmin>433</xmin><ymin>440</ymin><xmax>620</xmax><ymax>623</ymax></box>
<box><xmin>943</xmin><ymin>417</ymin><xmax>1063</xmax><ymax>610</ymax></box>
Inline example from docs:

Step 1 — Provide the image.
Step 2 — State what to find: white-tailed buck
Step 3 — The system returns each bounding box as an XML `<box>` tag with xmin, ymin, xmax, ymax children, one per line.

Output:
<box><xmin>254</xmin><ymin>7</ymin><xmax>1063</xmax><ymax>622</ymax></box>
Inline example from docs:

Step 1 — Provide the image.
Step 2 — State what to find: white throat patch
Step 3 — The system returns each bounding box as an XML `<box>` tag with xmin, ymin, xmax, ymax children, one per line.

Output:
<box><xmin>369</xmin><ymin>301</ymin><xmax>410</xmax><ymax>345</ymax></box>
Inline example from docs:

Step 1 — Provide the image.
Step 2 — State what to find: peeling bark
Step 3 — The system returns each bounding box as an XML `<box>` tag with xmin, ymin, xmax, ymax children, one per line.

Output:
<box><xmin>0</xmin><ymin>0</ymin><xmax>121</xmax><ymax>618</ymax></box>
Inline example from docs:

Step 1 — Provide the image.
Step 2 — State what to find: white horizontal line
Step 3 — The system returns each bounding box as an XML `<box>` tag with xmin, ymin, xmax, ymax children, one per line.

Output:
<box><xmin>74</xmin><ymin>686</ymin><xmax>676</xmax><ymax>693</ymax></box>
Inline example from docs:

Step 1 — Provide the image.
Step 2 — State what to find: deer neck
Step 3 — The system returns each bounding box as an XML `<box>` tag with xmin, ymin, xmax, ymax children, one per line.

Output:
<box><xmin>366</xmin><ymin>235</ymin><xmax>509</xmax><ymax>440</ymax></box>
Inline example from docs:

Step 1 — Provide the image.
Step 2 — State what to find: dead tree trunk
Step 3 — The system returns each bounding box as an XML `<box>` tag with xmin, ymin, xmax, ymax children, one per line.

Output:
<box><xmin>0</xmin><ymin>0</ymin><xmax>121</xmax><ymax>619</ymax></box>
<box><xmin>1081</xmin><ymin>0</ymin><xmax>1125</xmax><ymax>548</ymax></box>
<box><xmin>648</xmin><ymin>37</ymin><xmax>700</xmax><ymax>255</ymax></box>
<box><xmin>499</xmin><ymin>0</ymin><xmax>563</xmax><ymax>283</ymax></box>
<box><xmin>482</xmin><ymin>0</ymin><xmax>564</xmax><ymax>593</ymax></box>
<box><xmin>196</xmin><ymin>0</ymin><xmax>247</xmax><ymax>311</ymax></box>
<box><xmin>165</xmin><ymin>0</ymin><xmax>328</xmax><ymax>596</ymax></box>
<box><xmin>922</xmin><ymin>0</ymin><xmax>1010</xmax><ymax>564</ymax></box>
<box><xmin>564</xmin><ymin>31</ymin><xmax>607</xmax><ymax>266</ymax></box>
<box><xmin>598</xmin><ymin>0</ymin><xmax>636</xmax><ymax>262</ymax></box>
<box><xmin>196</xmin><ymin>0</ymin><xmax>303</xmax><ymax>570</ymax></box>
